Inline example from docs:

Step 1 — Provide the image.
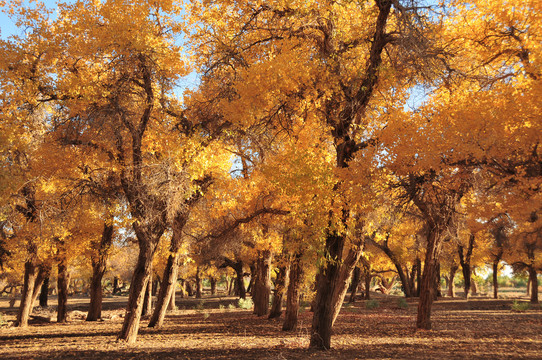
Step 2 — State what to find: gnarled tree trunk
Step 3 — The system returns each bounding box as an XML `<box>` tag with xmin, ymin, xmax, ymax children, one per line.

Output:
<box><xmin>195</xmin><ymin>267</ymin><xmax>202</xmax><ymax>299</ymax></box>
<box><xmin>458</xmin><ymin>234</ymin><xmax>475</xmax><ymax>299</ymax></box>
<box><xmin>447</xmin><ymin>263</ymin><xmax>458</xmax><ymax>298</ymax></box>
<box><xmin>253</xmin><ymin>250</ymin><xmax>272</xmax><ymax>316</ymax></box>
<box><xmin>349</xmin><ymin>266</ymin><xmax>361</xmax><ymax>303</ymax></box>
<box><xmin>283</xmin><ymin>253</ymin><xmax>303</xmax><ymax>331</ymax></box>
<box><xmin>142</xmin><ymin>271</ymin><xmax>153</xmax><ymax>316</ymax></box>
<box><xmin>16</xmin><ymin>260</ymin><xmax>38</xmax><ymax>327</ymax></box>
<box><xmin>528</xmin><ymin>266</ymin><xmax>539</xmax><ymax>304</ymax></box>
<box><xmin>269</xmin><ymin>262</ymin><xmax>288</xmax><ymax>319</ymax></box>
<box><xmin>87</xmin><ymin>221</ymin><xmax>114</xmax><ymax>321</ymax></box>
<box><xmin>416</xmin><ymin>228</ymin><xmax>443</xmax><ymax>330</ymax></box>
<box><xmin>39</xmin><ymin>277</ymin><xmax>49</xmax><ymax>307</ymax></box>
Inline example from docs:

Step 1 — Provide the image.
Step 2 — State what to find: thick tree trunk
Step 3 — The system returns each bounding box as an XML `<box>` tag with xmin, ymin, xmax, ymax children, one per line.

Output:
<box><xmin>57</xmin><ymin>260</ymin><xmax>69</xmax><ymax>323</ymax></box>
<box><xmin>118</xmin><ymin>241</ymin><xmax>156</xmax><ymax>344</ymax></box>
<box><xmin>210</xmin><ymin>277</ymin><xmax>217</xmax><ymax>296</ymax></box>
<box><xmin>30</xmin><ymin>267</ymin><xmax>48</xmax><ymax>309</ymax></box>
<box><xmin>195</xmin><ymin>267</ymin><xmax>203</xmax><ymax>299</ymax></box>
<box><xmin>349</xmin><ymin>266</ymin><xmax>361</xmax><ymax>303</ymax></box>
<box><xmin>269</xmin><ymin>263</ymin><xmax>288</xmax><ymax>319</ymax></box>
<box><xmin>310</xmin><ymin>234</ymin><xmax>363</xmax><ymax>349</ymax></box>
<box><xmin>448</xmin><ymin>264</ymin><xmax>458</xmax><ymax>298</ymax></box>
<box><xmin>148</xmin><ymin>251</ymin><xmax>180</xmax><ymax>328</ymax></box>
<box><xmin>168</xmin><ymin>282</ymin><xmax>176</xmax><ymax>310</ymax></box>
<box><xmin>253</xmin><ymin>250</ymin><xmax>272</xmax><ymax>316</ymax></box>
<box><xmin>39</xmin><ymin>277</ymin><xmax>49</xmax><ymax>307</ymax></box>
<box><xmin>16</xmin><ymin>260</ymin><xmax>38</xmax><ymax>327</ymax></box>
<box><xmin>283</xmin><ymin>253</ymin><xmax>303</xmax><ymax>331</ymax></box>
<box><xmin>492</xmin><ymin>261</ymin><xmax>499</xmax><ymax>299</ymax></box>
<box><xmin>234</xmin><ymin>263</ymin><xmax>246</xmax><ymax>299</ymax></box>
<box><xmin>142</xmin><ymin>271</ymin><xmax>153</xmax><ymax>316</ymax></box>
<box><xmin>434</xmin><ymin>262</ymin><xmax>441</xmax><ymax>300</ymax></box>
<box><xmin>186</xmin><ymin>280</ymin><xmax>193</xmax><ymax>296</ymax></box>
<box><xmin>528</xmin><ymin>267</ymin><xmax>539</xmax><ymax>304</ymax></box>
<box><xmin>87</xmin><ymin>221</ymin><xmax>114</xmax><ymax>321</ymax></box>
<box><xmin>416</xmin><ymin>229</ymin><xmax>443</xmax><ymax>330</ymax></box>
<box><xmin>247</xmin><ymin>263</ymin><xmax>255</xmax><ymax>295</ymax></box>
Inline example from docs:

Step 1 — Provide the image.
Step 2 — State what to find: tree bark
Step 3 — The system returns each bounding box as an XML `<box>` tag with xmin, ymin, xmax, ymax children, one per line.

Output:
<box><xmin>39</xmin><ymin>277</ymin><xmax>49</xmax><ymax>307</ymax></box>
<box><xmin>528</xmin><ymin>266</ymin><xmax>539</xmax><ymax>304</ymax></box>
<box><xmin>148</xmin><ymin>252</ymin><xmax>180</xmax><ymax>327</ymax></box>
<box><xmin>113</xmin><ymin>276</ymin><xmax>121</xmax><ymax>295</ymax></box>
<box><xmin>16</xmin><ymin>260</ymin><xmax>38</xmax><ymax>327</ymax></box>
<box><xmin>310</xmin><ymin>234</ymin><xmax>363</xmax><ymax>349</ymax></box>
<box><xmin>269</xmin><ymin>263</ymin><xmax>288</xmax><ymax>319</ymax></box>
<box><xmin>458</xmin><ymin>234</ymin><xmax>475</xmax><ymax>299</ymax></box>
<box><xmin>142</xmin><ymin>271</ymin><xmax>153</xmax><ymax>316</ymax></box>
<box><xmin>283</xmin><ymin>253</ymin><xmax>303</xmax><ymax>331</ymax></box>
<box><xmin>57</xmin><ymin>260</ymin><xmax>69</xmax><ymax>323</ymax></box>
<box><xmin>87</xmin><ymin>221</ymin><xmax>114</xmax><ymax>321</ymax></box>
<box><xmin>416</xmin><ymin>228</ymin><xmax>443</xmax><ymax>330</ymax></box>
<box><xmin>118</xmin><ymin>238</ymin><xmax>158</xmax><ymax>344</ymax></box>
<box><xmin>210</xmin><ymin>277</ymin><xmax>217</xmax><ymax>295</ymax></box>
<box><xmin>195</xmin><ymin>267</ymin><xmax>203</xmax><ymax>299</ymax></box>
<box><xmin>30</xmin><ymin>266</ymin><xmax>48</xmax><ymax>309</ymax></box>
<box><xmin>349</xmin><ymin>266</ymin><xmax>361</xmax><ymax>303</ymax></box>
<box><xmin>448</xmin><ymin>263</ymin><xmax>458</xmax><ymax>298</ymax></box>
<box><xmin>492</xmin><ymin>261</ymin><xmax>499</xmax><ymax>299</ymax></box>
<box><xmin>415</xmin><ymin>257</ymin><xmax>421</xmax><ymax>297</ymax></box>
<box><xmin>253</xmin><ymin>250</ymin><xmax>272</xmax><ymax>316</ymax></box>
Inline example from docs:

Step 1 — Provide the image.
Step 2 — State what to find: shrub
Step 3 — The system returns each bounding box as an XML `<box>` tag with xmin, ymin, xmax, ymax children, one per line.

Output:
<box><xmin>238</xmin><ymin>298</ymin><xmax>253</xmax><ymax>310</ymax></box>
<box><xmin>365</xmin><ymin>299</ymin><xmax>379</xmax><ymax>309</ymax></box>
<box><xmin>227</xmin><ymin>304</ymin><xmax>236</xmax><ymax>310</ymax></box>
<box><xmin>397</xmin><ymin>298</ymin><xmax>409</xmax><ymax>309</ymax></box>
<box><xmin>195</xmin><ymin>300</ymin><xmax>205</xmax><ymax>311</ymax></box>
<box><xmin>511</xmin><ymin>300</ymin><xmax>530</xmax><ymax>312</ymax></box>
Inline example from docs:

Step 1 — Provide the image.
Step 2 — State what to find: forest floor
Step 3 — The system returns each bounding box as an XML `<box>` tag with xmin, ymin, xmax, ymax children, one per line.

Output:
<box><xmin>1</xmin><ymin>291</ymin><xmax>541</xmax><ymax>359</ymax></box>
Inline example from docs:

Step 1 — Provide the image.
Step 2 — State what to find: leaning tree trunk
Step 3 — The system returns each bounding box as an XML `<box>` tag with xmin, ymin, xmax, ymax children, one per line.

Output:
<box><xmin>30</xmin><ymin>266</ymin><xmax>48</xmax><ymax>310</ymax></box>
<box><xmin>87</xmin><ymin>221</ymin><xmax>114</xmax><ymax>321</ymax></box>
<box><xmin>168</xmin><ymin>282</ymin><xmax>177</xmax><ymax>310</ymax></box>
<box><xmin>253</xmin><ymin>250</ymin><xmax>272</xmax><ymax>316</ymax></box>
<box><xmin>416</xmin><ymin>228</ymin><xmax>444</xmax><ymax>330</ymax></box>
<box><xmin>283</xmin><ymin>253</ymin><xmax>303</xmax><ymax>331</ymax></box>
<box><xmin>349</xmin><ymin>266</ymin><xmax>361</xmax><ymax>303</ymax></box>
<box><xmin>142</xmin><ymin>271</ymin><xmax>153</xmax><ymax>316</ymax></box>
<box><xmin>448</xmin><ymin>263</ymin><xmax>458</xmax><ymax>298</ymax></box>
<box><xmin>118</xmin><ymin>238</ymin><xmax>158</xmax><ymax>344</ymax></box>
<box><xmin>57</xmin><ymin>259</ymin><xmax>69</xmax><ymax>323</ymax></box>
<box><xmin>16</xmin><ymin>260</ymin><xmax>39</xmax><ymax>327</ymax></box>
<box><xmin>269</xmin><ymin>263</ymin><xmax>289</xmax><ymax>319</ymax></box>
<box><xmin>528</xmin><ymin>266</ymin><xmax>539</xmax><ymax>304</ymax></box>
<box><xmin>310</xmin><ymin>234</ymin><xmax>363</xmax><ymax>349</ymax></box>
<box><xmin>149</xmin><ymin>249</ymin><xmax>181</xmax><ymax>328</ymax></box>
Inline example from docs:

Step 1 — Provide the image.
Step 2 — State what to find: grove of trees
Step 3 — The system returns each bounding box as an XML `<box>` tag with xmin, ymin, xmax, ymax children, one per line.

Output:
<box><xmin>0</xmin><ymin>0</ymin><xmax>540</xmax><ymax>350</ymax></box>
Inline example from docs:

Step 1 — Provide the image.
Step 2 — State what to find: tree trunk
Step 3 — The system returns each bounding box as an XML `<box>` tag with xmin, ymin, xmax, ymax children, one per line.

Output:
<box><xmin>253</xmin><ymin>250</ymin><xmax>272</xmax><ymax>316</ymax></box>
<box><xmin>269</xmin><ymin>263</ymin><xmax>289</xmax><ymax>319</ymax></box>
<box><xmin>113</xmin><ymin>276</ymin><xmax>121</xmax><ymax>295</ymax></box>
<box><xmin>228</xmin><ymin>277</ymin><xmax>234</xmax><ymax>296</ymax></box>
<box><xmin>87</xmin><ymin>221</ymin><xmax>114</xmax><ymax>321</ymax></box>
<box><xmin>416</xmin><ymin>229</ymin><xmax>443</xmax><ymax>330</ymax></box>
<box><xmin>528</xmin><ymin>266</ymin><xmax>539</xmax><ymax>304</ymax></box>
<box><xmin>168</xmin><ymin>282</ymin><xmax>176</xmax><ymax>310</ymax></box>
<box><xmin>186</xmin><ymin>280</ymin><xmax>193</xmax><ymax>297</ymax></box>
<box><xmin>195</xmin><ymin>267</ymin><xmax>202</xmax><ymax>299</ymax></box>
<box><xmin>415</xmin><ymin>257</ymin><xmax>421</xmax><ymax>297</ymax></box>
<box><xmin>57</xmin><ymin>260</ymin><xmax>69</xmax><ymax>323</ymax></box>
<box><xmin>310</xmin><ymin>233</ymin><xmax>363</xmax><ymax>349</ymax></box>
<box><xmin>247</xmin><ymin>263</ymin><xmax>255</xmax><ymax>295</ymax></box>
<box><xmin>234</xmin><ymin>263</ymin><xmax>246</xmax><ymax>299</ymax></box>
<box><xmin>349</xmin><ymin>267</ymin><xmax>361</xmax><ymax>303</ymax></box>
<box><xmin>142</xmin><ymin>271</ymin><xmax>153</xmax><ymax>316</ymax></box>
<box><xmin>16</xmin><ymin>260</ymin><xmax>38</xmax><ymax>327</ymax></box>
<box><xmin>118</xmin><ymin>240</ymin><xmax>156</xmax><ymax>344</ymax></box>
<box><xmin>492</xmin><ymin>261</ymin><xmax>499</xmax><ymax>299</ymax></box>
<box><xmin>148</xmin><ymin>251</ymin><xmax>181</xmax><ymax>328</ymax></box>
<box><xmin>179</xmin><ymin>279</ymin><xmax>185</xmax><ymax>298</ymax></box>
<box><xmin>30</xmin><ymin>266</ymin><xmax>48</xmax><ymax>309</ymax></box>
<box><xmin>448</xmin><ymin>263</ymin><xmax>458</xmax><ymax>298</ymax></box>
<box><xmin>458</xmin><ymin>234</ymin><xmax>475</xmax><ymax>299</ymax></box>
<box><xmin>434</xmin><ymin>262</ymin><xmax>441</xmax><ymax>300</ymax></box>
<box><xmin>39</xmin><ymin>277</ymin><xmax>49</xmax><ymax>307</ymax></box>
<box><xmin>210</xmin><ymin>277</ymin><xmax>217</xmax><ymax>296</ymax></box>
<box><xmin>283</xmin><ymin>253</ymin><xmax>303</xmax><ymax>331</ymax></box>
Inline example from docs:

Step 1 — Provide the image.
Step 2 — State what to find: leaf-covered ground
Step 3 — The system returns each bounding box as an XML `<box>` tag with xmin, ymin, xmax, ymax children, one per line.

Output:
<box><xmin>1</xmin><ymin>293</ymin><xmax>541</xmax><ymax>359</ymax></box>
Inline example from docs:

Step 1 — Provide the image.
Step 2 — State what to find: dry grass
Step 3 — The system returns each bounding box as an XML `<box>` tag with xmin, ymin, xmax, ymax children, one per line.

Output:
<box><xmin>1</xmin><ymin>292</ymin><xmax>541</xmax><ymax>359</ymax></box>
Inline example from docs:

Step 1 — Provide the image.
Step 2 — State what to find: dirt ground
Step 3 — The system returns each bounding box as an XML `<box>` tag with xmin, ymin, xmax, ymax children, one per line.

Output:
<box><xmin>1</xmin><ymin>293</ymin><xmax>541</xmax><ymax>359</ymax></box>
